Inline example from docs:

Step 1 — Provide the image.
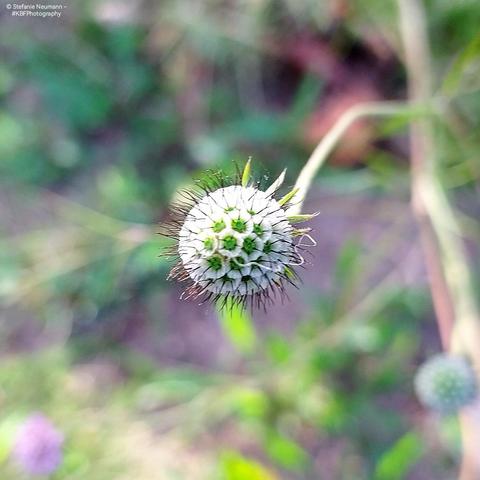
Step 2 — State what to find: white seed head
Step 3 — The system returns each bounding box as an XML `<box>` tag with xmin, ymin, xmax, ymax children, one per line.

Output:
<box><xmin>178</xmin><ymin>185</ymin><xmax>296</xmax><ymax>297</ymax></box>
<box><xmin>414</xmin><ymin>353</ymin><xmax>478</xmax><ymax>414</ymax></box>
<box><xmin>162</xmin><ymin>161</ymin><xmax>317</xmax><ymax>307</ymax></box>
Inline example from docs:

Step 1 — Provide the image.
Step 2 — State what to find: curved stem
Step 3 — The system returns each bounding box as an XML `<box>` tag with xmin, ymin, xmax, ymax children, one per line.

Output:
<box><xmin>288</xmin><ymin>101</ymin><xmax>414</xmax><ymax>215</ymax></box>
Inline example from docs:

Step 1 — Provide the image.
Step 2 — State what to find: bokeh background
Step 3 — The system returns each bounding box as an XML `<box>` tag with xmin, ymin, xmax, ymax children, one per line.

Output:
<box><xmin>1</xmin><ymin>0</ymin><xmax>480</xmax><ymax>478</ymax></box>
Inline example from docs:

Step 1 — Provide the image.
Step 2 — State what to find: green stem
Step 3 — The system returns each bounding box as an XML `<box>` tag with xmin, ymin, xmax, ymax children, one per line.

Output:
<box><xmin>397</xmin><ymin>0</ymin><xmax>480</xmax><ymax>365</ymax></box>
<box><xmin>397</xmin><ymin>0</ymin><xmax>480</xmax><ymax>478</ymax></box>
<box><xmin>288</xmin><ymin>101</ymin><xmax>416</xmax><ymax>215</ymax></box>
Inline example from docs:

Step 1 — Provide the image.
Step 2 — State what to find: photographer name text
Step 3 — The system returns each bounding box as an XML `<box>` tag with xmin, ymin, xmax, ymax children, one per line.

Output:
<box><xmin>5</xmin><ymin>3</ymin><xmax>67</xmax><ymax>18</ymax></box>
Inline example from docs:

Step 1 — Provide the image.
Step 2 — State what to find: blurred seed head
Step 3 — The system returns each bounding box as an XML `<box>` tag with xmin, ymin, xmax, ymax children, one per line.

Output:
<box><xmin>414</xmin><ymin>353</ymin><xmax>478</xmax><ymax>414</ymax></box>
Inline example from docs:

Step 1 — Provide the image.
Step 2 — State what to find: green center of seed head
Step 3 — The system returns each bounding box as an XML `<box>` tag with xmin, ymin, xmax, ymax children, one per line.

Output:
<box><xmin>207</xmin><ymin>256</ymin><xmax>223</xmax><ymax>271</ymax></box>
<box><xmin>253</xmin><ymin>223</ymin><xmax>263</xmax><ymax>236</ymax></box>
<box><xmin>263</xmin><ymin>240</ymin><xmax>273</xmax><ymax>254</ymax></box>
<box><xmin>222</xmin><ymin>235</ymin><xmax>237</xmax><ymax>251</ymax></box>
<box><xmin>213</xmin><ymin>220</ymin><xmax>226</xmax><ymax>233</ymax></box>
<box><xmin>242</xmin><ymin>237</ymin><xmax>256</xmax><ymax>255</ymax></box>
<box><xmin>231</xmin><ymin>218</ymin><xmax>247</xmax><ymax>233</ymax></box>
<box><xmin>203</xmin><ymin>237</ymin><xmax>214</xmax><ymax>250</ymax></box>
<box><xmin>435</xmin><ymin>373</ymin><xmax>458</xmax><ymax>394</ymax></box>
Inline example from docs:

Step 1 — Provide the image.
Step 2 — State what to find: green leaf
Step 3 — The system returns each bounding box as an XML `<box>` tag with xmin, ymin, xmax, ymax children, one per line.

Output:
<box><xmin>218</xmin><ymin>299</ymin><xmax>256</xmax><ymax>354</ymax></box>
<box><xmin>220</xmin><ymin>451</ymin><xmax>277</xmax><ymax>480</ymax></box>
<box><xmin>442</xmin><ymin>32</ymin><xmax>480</xmax><ymax>95</ymax></box>
<box><xmin>265</xmin><ymin>431</ymin><xmax>308</xmax><ymax>471</ymax></box>
<box><xmin>230</xmin><ymin>387</ymin><xmax>269</xmax><ymax>419</ymax></box>
<box><xmin>375</xmin><ymin>432</ymin><xmax>424</xmax><ymax>480</ymax></box>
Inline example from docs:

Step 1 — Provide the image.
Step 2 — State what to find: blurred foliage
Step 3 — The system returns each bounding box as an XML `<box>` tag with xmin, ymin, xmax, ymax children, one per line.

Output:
<box><xmin>1</xmin><ymin>0</ymin><xmax>479</xmax><ymax>478</ymax></box>
<box><xmin>374</xmin><ymin>432</ymin><xmax>424</xmax><ymax>480</ymax></box>
<box><xmin>0</xmin><ymin>350</ymin><xmax>125</xmax><ymax>479</ymax></box>
<box><xmin>218</xmin><ymin>299</ymin><xmax>257</xmax><ymax>354</ymax></box>
<box><xmin>219</xmin><ymin>452</ymin><xmax>277</xmax><ymax>480</ymax></box>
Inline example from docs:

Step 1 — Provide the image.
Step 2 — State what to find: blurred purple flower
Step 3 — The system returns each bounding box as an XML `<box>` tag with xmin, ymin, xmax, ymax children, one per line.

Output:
<box><xmin>12</xmin><ymin>413</ymin><xmax>64</xmax><ymax>476</ymax></box>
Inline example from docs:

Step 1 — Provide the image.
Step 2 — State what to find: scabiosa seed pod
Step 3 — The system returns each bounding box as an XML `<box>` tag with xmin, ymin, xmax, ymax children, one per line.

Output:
<box><xmin>161</xmin><ymin>159</ymin><xmax>317</xmax><ymax>309</ymax></box>
<box><xmin>414</xmin><ymin>353</ymin><xmax>478</xmax><ymax>414</ymax></box>
<box><xmin>12</xmin><ymin>413</ymin><xmax>64</xmax><ymax>476</ymax></box>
